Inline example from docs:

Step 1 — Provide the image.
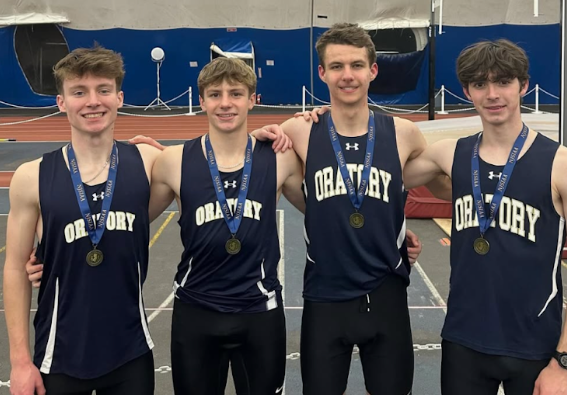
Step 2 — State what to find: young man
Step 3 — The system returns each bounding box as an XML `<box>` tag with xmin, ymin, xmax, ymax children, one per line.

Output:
<box><xmin>261</xmin><ymin>23</ymin><xmax>434</xmax><ymax>395</ymax></box>
<box><xmin>147</xmin><ymin>57</ymin><xmax>304</xmax><ymax>394</ymax></box>
<box><xmin>4</xmin><ymin>47</ymin><xmax>160</xmax><ymax>395</ymax></box>
<box><xmin>403</xmin><ymin>40</ymin><xmax>567</xmax><ymax>395</ymax></box>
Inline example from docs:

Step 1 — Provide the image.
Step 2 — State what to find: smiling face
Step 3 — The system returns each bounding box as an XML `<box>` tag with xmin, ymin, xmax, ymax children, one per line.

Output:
<box><xmin>199</xmin><ymin>80</ymin><xmax>255</xmax><ymax>134</ymax></box>
<box><xmin>318</xmin><ymin>44</ymin><xmax>378</xmax><ymax>107</ymax></box>
<box><xmin>57</xmin><ymin>73</ymin><xmax>123</xmax><ymax>136</ymax></box>
<box><xmin>464</xmin><ymin>76</ymin><xmax>527</xmax><ymax>127</ymax></box>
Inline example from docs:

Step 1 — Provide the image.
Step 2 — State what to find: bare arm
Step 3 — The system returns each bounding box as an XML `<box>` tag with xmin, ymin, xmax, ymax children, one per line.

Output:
<box><xmin>4</xmin><ymin>160</ymin><xmax>46</xmax><ymax>395</ymax></box>
<box><xmin>277</xmin><ymin>149</ymin><xmax>305</xmax><ymax>213</ymax></box>
<box><xmin>533</xmin><ymin>148</ymin><xmax>567</xmax><ymax>394</ymax></box>
<box><xmin>403</xmin><ymin>139</ymin><xmax>456</xmax><ymax>190</ymax></box>
<box><xmin>149</xmin><ymin>146</ymin><xmax>181</xmax><ymax>222</ymax></box>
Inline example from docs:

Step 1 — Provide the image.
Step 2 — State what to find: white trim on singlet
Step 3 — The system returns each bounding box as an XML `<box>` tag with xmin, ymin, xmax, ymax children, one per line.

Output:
<box><xmin>538</xmin><ymin>217</ymin><xmax>565</xmax><ymax>317</ymax></box>
<box><xmin>138</xmin><ymin>263</ymin><xmax>154</xmax><ymax>349</ymax></box>
<box><xmin>395</xmin><ymin>217</ymin><xmax>407</xmax><ymax>269</ymax></box>
<box><xmin>173</xmin><ymin>257</ymin><xmax>193</xmax><ymax>293</ymax></box>
<box><xmin>40</xmin><ymin>278</ymin><xmax>59</xmax><ymax>373</ymax></box>
<box><xmin>256</xmin><ymin>259</ymin><xmax>278</xmax><ymax>310</ymax></box>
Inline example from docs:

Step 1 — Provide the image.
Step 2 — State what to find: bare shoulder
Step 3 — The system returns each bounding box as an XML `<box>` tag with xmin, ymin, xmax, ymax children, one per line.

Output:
<box><xmin>135</xmin><ymin>143</ymin><xmax>162</xmax><ymax>161</ymax></box>
<box><xmin>281</xmin><ymin>116</ymin><xmax>312</xmax><ymax>143</ymax></box>
<box><xmin>276</xmin><ymin>146</ymin><xmax>301</xmax><ymax>171</ymax></box>
<box><xmin>155</xmin><ymin>144</ymin><xmax>184</xmax><ymax>169</ymax></box>
<box><xmin>552</xmin><ymin>145</ymin><xmax>567</xmax><ymax>187</ymax></box>
<box><xmin>394</xmin><ymin>117</ymin><xmax>422</xmax><ymax>140</ymax></box>
<box><xmin>10</xmin><ymin>158</ymin><xmax>42</xmax><ymax>202</ymax></box>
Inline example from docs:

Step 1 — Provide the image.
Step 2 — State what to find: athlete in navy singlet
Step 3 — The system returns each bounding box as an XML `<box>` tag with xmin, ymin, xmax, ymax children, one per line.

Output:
<box><xmin>270</xmin><ymin>23</ymin><xmax>435</xmax><ymax>395</ymax></box>
<box><xmin>404</xmin><ymin>40</ymin><xmax>567</xmax><ymax>395</ymax></box>
<box><xmin>149</xmin><ymin>58</ymin><xmax>304</xmax><ymax>395</ymax></box>
<box><xmin>4</xmin><ymin>46</ymin><xmax>161</xmax><ymax>395</ymax></box>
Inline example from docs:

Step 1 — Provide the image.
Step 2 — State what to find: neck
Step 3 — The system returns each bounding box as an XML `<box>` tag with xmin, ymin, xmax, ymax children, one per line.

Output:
<box><xmin>479</xmin><ymin>117</ymin><xmax>525</xmax><ymax>148</ymax></box>
<box><xmin>70</xmin><ymin>130</ymin><xmax>114</xmax><ymax>165</ymax></box>
<box><xmin>207</xmin><ymin>128</ymin><xmax>249</xmax><ymax>165</ymax></box>
<box><xmin>329</xmin><ymin>100</ymin><xmax>370</xmax><ymax>137</ymax></box>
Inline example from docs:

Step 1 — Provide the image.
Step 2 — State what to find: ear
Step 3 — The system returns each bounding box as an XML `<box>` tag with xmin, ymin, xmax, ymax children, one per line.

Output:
<box><xmin>199</xmin><ymin>95</ymin><xmax>206</xmax><ymax>112</ymax></box>
<box><xmin>318</xmin><ymin>64</ymin><xmax>326</xmax><ymax>82</ymax></box>
<box><xmin>370</xmin><ymin>63</ymin><xmax>378</xmax><ymax>81</ymax></box>
<box><xmin>462</xmin><ymin>86</ymin><xmax>472</xmax><ymax>101</ymax></box>
<box><xmin>519</xmin><ymin>80</ymin><xmax>529</xmax><ymax>96</ymax></box>
<box><xmin>248</xmin><ymin>92</ymin><xmax>255</xmax><ymax>110</ymax></box>
<box><xmin>56</xmin><ymin>94</ymin><xmax>67</xmax><ymax>113</ymax></box>
<box><xmin>117</xmin><ymin>91</ymin><xmax>124</xmax><ymax>109</ymax></box>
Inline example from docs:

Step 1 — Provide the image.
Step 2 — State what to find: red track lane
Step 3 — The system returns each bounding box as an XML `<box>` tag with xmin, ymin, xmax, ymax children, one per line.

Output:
<box><xmin>0</xmin><ymin>112</ymin><xmax>475</xmax><ymax>187</ymax></box>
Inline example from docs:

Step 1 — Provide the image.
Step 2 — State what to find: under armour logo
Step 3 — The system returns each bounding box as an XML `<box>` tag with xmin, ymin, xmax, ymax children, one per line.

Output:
<box><xmin>224</xmin><ymin>181</ymin><xmax>237</xmax><ymax>189</ymax></box>
<box><xmin>488</xmin><ymin>171</ymin><xmax>502</xmax><ymax>180</ymax></box>
<box><xmin>345</xmin><ymin>143</ymin><xmax>359</xmax><ymax>151</ymax></box>
<box><xmin>92</xmin><ymin>192</ymin><xmax>105</xmax><ymax>201</ymax></box>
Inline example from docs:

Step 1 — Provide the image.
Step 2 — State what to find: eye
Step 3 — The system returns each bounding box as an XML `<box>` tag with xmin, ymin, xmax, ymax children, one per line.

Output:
<box><xmin>73</xmin><ymin>91</ymin><xmax>84</xmax><ymax>96</ymax></box>
<box><xmin>472</xmin><ymin>82</ymin><xmax>485</xmax><ymax>89</ymax></box>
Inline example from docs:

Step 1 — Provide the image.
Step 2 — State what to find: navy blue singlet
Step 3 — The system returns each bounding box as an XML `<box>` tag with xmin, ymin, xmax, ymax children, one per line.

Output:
<box><xmin>443</xmin><ymin>132</ymin><xmax>565</xmax><ymax>360</ymax></box>
<box><xmin>34</xmin><ymin>142</ymin><xmax>153</xmax><ymax>379</ymax></box>
<box><xmin>174</xmin><ymin>137</ymin><xmax>281</xmax><ymax>313</ymax></box>
<box><xmin>302</xmin><ymin>111</ymin><xmax>408</xmax><ymax>302</ymax></box>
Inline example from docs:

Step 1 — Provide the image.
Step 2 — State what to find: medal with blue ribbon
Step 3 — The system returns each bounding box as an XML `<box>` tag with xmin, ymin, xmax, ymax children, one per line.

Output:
<box><xmin>205</xmin><ymin>134</ymin><xmax>253</xmax><ymax>254</ymax></box>
<box><xmin>471</xmin><ymin>123</ymin><xmax>528</xmax><ymax>255</ymax></box>
<box><xmin>327</xmin><ymin>110</ymin><xmax>375</xmax><ymax>228</ymax></box>
<box><xmin>67</xmin><ymin>142</ymin><xmax>118</xmax><ymax>266</ymax></box>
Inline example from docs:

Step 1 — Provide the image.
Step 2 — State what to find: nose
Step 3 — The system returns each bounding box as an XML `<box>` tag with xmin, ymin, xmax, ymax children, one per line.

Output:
<box><xmin>486</xmin><ymin>83</ymin><xmax>499</xmax><ymax>99</ymax></box>
<box><xmin>220</xmin><ymin>92</ymin><xmax>232</xmax><ymax>107</ymax></box>
<box><xmin>341</xmin><ymin>65</ymin><xmax>355</xmax><ymax>81</ymax></box>
<box><xmin>86</xmin><ymin>90</ymin><xmax>101</xmax><ymax>106</ymax></box>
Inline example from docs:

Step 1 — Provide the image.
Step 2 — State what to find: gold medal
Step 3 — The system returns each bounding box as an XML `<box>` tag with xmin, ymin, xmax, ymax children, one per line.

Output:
<box><xmin>473</xmin><ymin>237</ymin><xmax>490</xmax><ymax>255</ymax></box>
<box><xmin>225</xmin><ymin>238</ymin><xmax>241</xmax><ymax>255</ymax></box>
<box><xmin>349</xmin><ymin>213</ymin><xmax>364</xmax><ymax>228</ymax></box>
<box><xmin>86</xmin><ymin>248</ymin><xmax>104</xmax><ymax>266</ymax></box>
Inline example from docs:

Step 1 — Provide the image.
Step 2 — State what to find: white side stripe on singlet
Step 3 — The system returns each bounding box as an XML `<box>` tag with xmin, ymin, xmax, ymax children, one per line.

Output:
<box><xmin>256</xmin><ymin>259</ymin><xmax>278</xmax><ymax>310</ymax></box>
<box><xmin>173</xmin><ymin>257</ymin><xmax>193</xmax><ymax>293</ymax></box>
<box><xmin>395</xmin><ymin>217</ymin><xmax>407</xmax><ymax>269</ymax></box>
<box><xmin>538</xmin><ymin>217</ymin><xmax>565</xmax><ymax>317</ymax></box>
<box><xmin>40</xmin><ymin>278</ymin><xmax>59</xmax><ymax>373</ymax></box>
<box><xmin>138</xmin><ymin>262</ymin><xmax>154</xmax><ymax>349</ymax></box>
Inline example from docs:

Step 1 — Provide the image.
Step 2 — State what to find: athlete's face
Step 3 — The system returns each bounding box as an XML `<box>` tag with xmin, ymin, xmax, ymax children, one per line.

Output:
<box><xmin>463</xmin><ymin>76</ymin><xmax>528</xmax><ymax>127</ymax></box>
<box><xmin>200</xmin><ymin>80</ymin><xmax>255</xmax><ymax>134</ymax></box>
<box><xmin>319</xmin><ymin>44</ymin><xmax>377</xmax><ymax>107</ymax></box>
<box><xmin>57</xmin><ymin>74</ymin><xmax>123</xmax><ymax>136</ymax></box>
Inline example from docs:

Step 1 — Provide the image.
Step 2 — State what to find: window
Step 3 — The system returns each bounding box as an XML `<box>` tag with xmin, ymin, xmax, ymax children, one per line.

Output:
<box><xmin>14</xmin><ymin>24</ymin><xmax>69</xmax><ymax>95</ymax></box>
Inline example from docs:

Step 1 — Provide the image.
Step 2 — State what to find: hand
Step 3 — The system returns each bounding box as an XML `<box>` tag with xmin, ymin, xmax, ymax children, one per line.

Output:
<box><xmin>250</xmin><ymin>125</ymin><xmax>292</xmax><ymax>153</ymax></box>
<box><xmin>128</xmin><ymin>135</ymin><xmax>166</xmax><ymax>151</ymax></box>
<box><xmin>406</xmin><ymin>229</ymin><xmax>422</xmax><ymax>266</ymax></box>
<box><xmin>533</xmin><ymin>359</ymin><xmax>567</xmax><ymax>395</ymax></box>
<box><xmin>292</xmin><ymin>106</ymin><xmax>330</xmax><ymax>123</ymax></box>
<box><xmin>25</xmin><ymin>249</ymin><xmax>43</xmax><ymax>289</ymax></box>
<box><xmin>9</xmin><ymin>363</ymin><xmax>45</xmax><ymax>395</ymax></box>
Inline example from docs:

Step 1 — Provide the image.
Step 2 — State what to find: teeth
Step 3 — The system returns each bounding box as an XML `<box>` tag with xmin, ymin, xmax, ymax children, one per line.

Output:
<box><xmin>84</xmin><ymin>113</ymin><xmax>103</xmax><ymax>118</ymax></box>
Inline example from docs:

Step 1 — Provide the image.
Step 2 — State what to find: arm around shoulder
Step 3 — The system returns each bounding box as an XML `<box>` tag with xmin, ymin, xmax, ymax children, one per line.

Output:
<box><xmin>278</xmin><ymin>148</ymin><xmax>305</xmax><ymax>213</ymax></box>
<box><xmin>148</xmin><ymin>146</ymin><xmax>181</xmax><ymax>222</ymax></box>
<box><xmin>403</xmin><ymin>139</ymin><xmax>456</xmax><ymax>190</ymax></box>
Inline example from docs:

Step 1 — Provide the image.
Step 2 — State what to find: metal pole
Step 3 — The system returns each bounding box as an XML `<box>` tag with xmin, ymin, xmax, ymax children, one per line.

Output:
<box><xmin>561</xmin><ymin>0</ymin><xmax>566</xmax><ymax>145</ymax></box>
<box><xmin>310</xmin><ymin>0</ymin><xmax>315</xmax><ymax>105</ymax></box>
<box><xmin>428</xmin><ymin>0</ymin><xmax>437</xmax><ymax>120</ymax></box>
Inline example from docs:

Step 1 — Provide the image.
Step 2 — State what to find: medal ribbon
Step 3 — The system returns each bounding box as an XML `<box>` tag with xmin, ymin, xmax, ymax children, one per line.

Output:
<box><xmin>68</xmin><ymin>142</ymin><xmax>118</xmax><ymax>247</ymax></box>
<box><xmin>205</xmin><ymin>134</ymin><xmax>253</xmax><ymax>236</ymax></box>
<box><xmin>471</xmin><ymin>124</ymin><xmax>528</xmax><ymax>236</ymax></box>
<box><xmin>327</xmin><ymin>110</ymin><xmax>375</xmax><ymax>212</ymax></box>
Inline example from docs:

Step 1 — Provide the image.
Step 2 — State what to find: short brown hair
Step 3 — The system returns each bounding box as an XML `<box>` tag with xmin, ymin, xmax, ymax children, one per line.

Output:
<box><xmin>456</xmin><ymin>39</ymin><xmax>530</xmax><ymax>88</ymax></box>
<box><xmin>53</xmin><ymin>45</ymin><xmax>125</xmax><ymax>94</ymax></box>
<box><xmin>315</xmin><ymin>23</ymin><xmax>376</xmax><ymax>68</ymax></box>
<box><xmin>198</xmin><ymin>58</ymin><xmax>256</xmax><ymax>97</ymax></box>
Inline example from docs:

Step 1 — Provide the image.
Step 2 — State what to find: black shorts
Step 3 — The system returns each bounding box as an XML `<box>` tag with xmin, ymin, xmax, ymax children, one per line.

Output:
<box><xmin>41</xmin><ymin>351</ymin><xmax>154</xmax><ymax>395</ymax></box>
<box><xmin>170</xmin><ymin>299</ymin><xmax>286</xmax><ymax>395</ymax></box>
<box><xmin>441</xmin><ymin>340</ymin><xmax>549</xmax><ymax>395</ymax></box>
<box><xmin>301</xmin><ymin>275</ymin><xmax>414</xmax><ymax>395</ymax></box>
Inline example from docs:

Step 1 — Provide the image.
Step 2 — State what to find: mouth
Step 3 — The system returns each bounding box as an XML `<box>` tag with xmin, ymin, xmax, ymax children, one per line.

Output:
<box><xmin>217</xmin><ymin>113</ymin><xmax>237</xmax><ymax>120</ymax></box>
<box><xmin>485</xmin><ymin>105</ymin><xmax>506</xmax><ymax>112</ymax></box>
<box><xmin>339</xmin><ymin>86</ymin><xmax>358</xmax><ymax>93</ymax></box>
<box><xmin>82</xmin><ymin>112</ymin><xmax>105</xmax><ymax>119</ymax></box>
